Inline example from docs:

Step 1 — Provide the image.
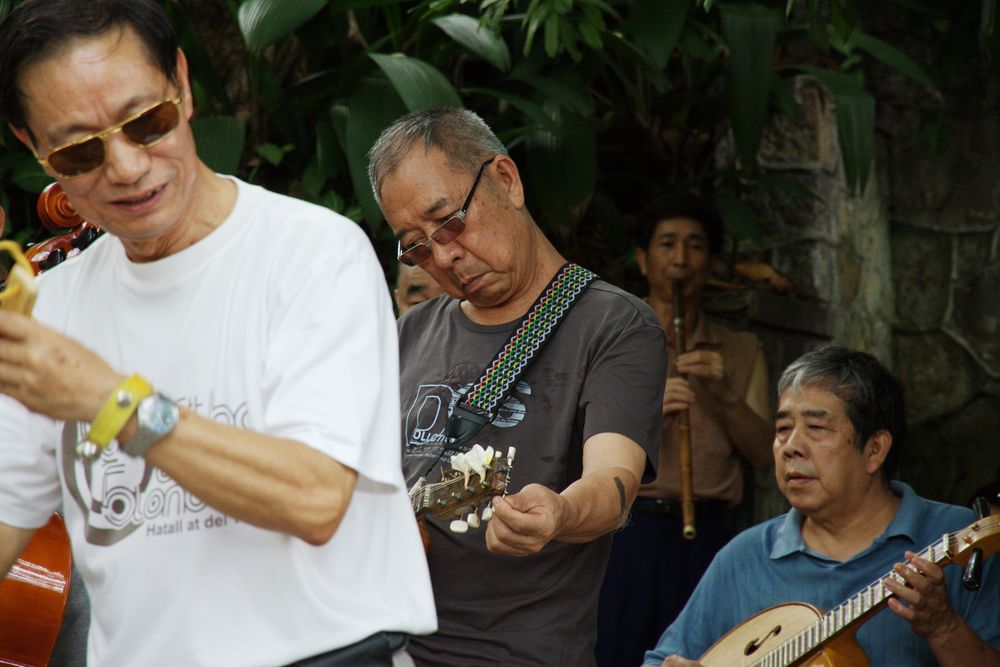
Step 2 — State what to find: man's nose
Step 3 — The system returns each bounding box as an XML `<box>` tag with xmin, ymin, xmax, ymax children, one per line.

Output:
<box><xmin>778</xmin><ymin>428</ymin><xmax>806</xmax><ymax>457</ymax></box>
<box><xmin>102</xmin><ymin>132</ymin><xmax>151</xmax><ymax>185</ymax></box>
<box><xmin>430</xmin><ymin>234</ymin><xmax>463</xmax><ymax>268</ymax></box>
<box><xmin>672</xmin><ymin>244</ymin><xmax>689</xmax><ymax>266</ymax></box>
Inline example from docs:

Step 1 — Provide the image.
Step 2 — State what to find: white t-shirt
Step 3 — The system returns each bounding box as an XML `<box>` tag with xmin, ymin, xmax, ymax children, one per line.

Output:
<box><xmin>0</xmin><ymin>178</ymin><xmax>436</xmax><ymax>666</ymax></box>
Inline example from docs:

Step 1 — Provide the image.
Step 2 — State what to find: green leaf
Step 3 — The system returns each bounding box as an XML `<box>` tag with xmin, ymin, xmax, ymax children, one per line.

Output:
<box><xmin>328</xmin><ymin>0</ymin><xmax>400</xmax><ymax>9</ymax></box>
<box><xmin>10</xmin><ymin>157</ymin><xmax>50</xmax><ymax>194</ymax></box>
<box><xmin>191</xmin><ymin>116</ymin><xmax>246</xmax><ymax>175</ymax></box>
<box><xmin>369</xmin><ymin>53</ymin><xmax>463</xmax><ymax>111</ymax></box>
<box><xmin>432</xmin><ymin>14</ymin><xmax>511</xmax><ymax>71</ymax></box>
<box><xmin>544</xmin><ymin>13</ymin><xmax>560</xmax><ymax>57</ymax></box>
<box><xmin>523</xmin><ymin>5</ymin><xmax>548</xmax><ymax>57</ymax></box>
<box><xmin>630</xmin><ymin>0</ymin><xmax>690</xmax><ymax>70</ymax></box>
<box><xmin>721</xmin><ymin>5</ymin><xmax>777</xmax><ymax>168</ymax></box>
<box><xmin>524</xmin><ymin>104</ymin><xmax>596</xmax><ymax>231</ymax></box>
<box><xmin>849</xmin><ymin>31</ymin><xmax>936</xmax><ymax>90</ymax></box>
<box><xmin>315</xmin><ymin>120</ymin><xmax>341</xmax><ymax>180</ymax></box>
<box><xmin>256</xmin><ymin>143</ymin><xmax>292</xmax><ymax>166</ymax></box>
<box><xmin>0</xmin><ymin>0</ymin><xmax>13</xmax><ymax>23</ymax></box>
<box><xmin>344</xmin><ymin>77</ymin><xmax>408</xmax><ymax>227</ymax></box>
<box><xmin>238</xmin><ymin>0</ymin><xmax>327</xmax><ymax>50</ymax></box>
<box><xmin>982</xmin><ymin>0</ymin><xmax>998</xmax><ymax>64</ymax></box>
<box><xmin>832</xmin><ymin>90</ymin><xmax>875</xmax><ymax>194</ymax></box>
<box><xmin>716</xmin><ymin>194</ymin><xmax>762</xmax><ymax>244</ymax></box>
<box><xmin>461</xmin><ymin>86</ymin><xmax>557</xmax><ymax>131</ymax></box>
<box><xmin>770</xmin><ymin>72</ymin><xmax>799</xmax><ymax>120</ymax></box>
<box><xmin>795</xmin><ymin>65</ymin><xmax>875</xmax><ymax>190</ymax></box>
<box><xmin>315</xmin><ymin>189</ymin><xmax>346</xmax><ymax>214</ymax></box>
<box><xmin>514</xmin><ymin>75</ymin><xmax>595</xmax><ymax>115</ymax></box>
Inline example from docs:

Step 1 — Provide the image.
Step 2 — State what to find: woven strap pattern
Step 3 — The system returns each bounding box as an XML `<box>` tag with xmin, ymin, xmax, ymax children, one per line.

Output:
<box><xmin>462</xmin><ymin>263</ymin><xmax>597</xmax><ymax>418</ymax></box>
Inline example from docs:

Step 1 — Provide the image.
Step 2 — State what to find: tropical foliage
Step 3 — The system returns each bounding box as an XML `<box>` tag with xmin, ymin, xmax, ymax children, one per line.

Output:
<box><xmin>0</xmin><ymin>0</ymin><xmax>995</xmax><ymax>284</ymax></box>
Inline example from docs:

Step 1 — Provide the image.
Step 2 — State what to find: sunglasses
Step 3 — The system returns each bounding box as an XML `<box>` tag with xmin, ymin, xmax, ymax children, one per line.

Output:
<box><xmin>397</xmin><ymin>157</ymin><xmax>495</xmax><ymax>267</ymax></box>
<box><xmin>35</xmin><ymin>95</ymin><xmax>183</xmax><ymax>178</ymax></box>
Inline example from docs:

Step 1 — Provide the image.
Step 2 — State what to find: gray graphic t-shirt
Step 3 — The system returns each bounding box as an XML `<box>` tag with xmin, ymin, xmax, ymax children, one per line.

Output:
<box><xmin>398</xmin><ymin>280</ymin><xmax>665</xmax><ymax>666</ymax></box>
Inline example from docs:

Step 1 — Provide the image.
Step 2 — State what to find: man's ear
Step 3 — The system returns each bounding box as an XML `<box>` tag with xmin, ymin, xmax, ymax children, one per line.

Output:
<box><xmin>635</xmin><ymin>246</ymin><xmax>648</xmax><ymax>277</ymax></box>
<box><xmin>492</xmin><ymin>155</ymin><xmax>525</xmax><ymax>209</ymax></box>
<box><xmin>864</xmin><ymin>429</ymin><xmax>893</xmax><ymax>476</ymax></box>
<box><xmin>9</xmin><ymin>123</ymin><xmax>36</xmax><ymax>154</ymax></box>
<box><xmin>174</xmin><ymin>48</ymin><xmax>194</xmax><ymax>121</ymax></box>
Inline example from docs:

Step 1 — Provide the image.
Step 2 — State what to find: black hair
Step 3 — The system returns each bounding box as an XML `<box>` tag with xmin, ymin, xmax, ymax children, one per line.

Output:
<box><xmin>0</xmin><ymin>0</ymin><xmax>178</xmax><ymax>130</ymax></box>
<box><xmin>634</xmin><ymin>191</ymin><xmax>725</xmax><ymax>256</ymax></box>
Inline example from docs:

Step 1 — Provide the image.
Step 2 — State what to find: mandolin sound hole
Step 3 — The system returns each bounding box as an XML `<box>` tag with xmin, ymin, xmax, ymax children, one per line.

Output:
<box><xmin>744</xmin><ymin>625</ymin><xmax>782</xmax><ymax>656</ymax></box>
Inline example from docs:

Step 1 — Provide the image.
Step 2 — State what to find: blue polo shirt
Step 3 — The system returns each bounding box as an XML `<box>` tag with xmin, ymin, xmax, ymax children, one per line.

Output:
<box><xmin>644</xmin><ymin>482</ymin><xmax>1000</xmax><ymax>666</ymax></box>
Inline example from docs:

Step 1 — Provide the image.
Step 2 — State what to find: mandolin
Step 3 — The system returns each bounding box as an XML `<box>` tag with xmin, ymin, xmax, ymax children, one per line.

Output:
<box><xmin>0</xmin><ymin>513</ymin><xmax>73</xmax><ymax>667</ymax></box>
<box><xmin>410</xmin><ymin>445</ymin><xmax>516</xmax><ymax>549</ymax></box>
<box><xmin>694</xmin><ymin>514</ymin><xmax>1000</xmax><ymax>667</ymax></box>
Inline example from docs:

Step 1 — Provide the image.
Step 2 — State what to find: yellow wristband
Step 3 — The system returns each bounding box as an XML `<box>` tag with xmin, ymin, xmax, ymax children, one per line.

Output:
<box><xmin>77</xmin><ymin>374</ymin><xmax>154</xmax><ymax>458</ymax></box>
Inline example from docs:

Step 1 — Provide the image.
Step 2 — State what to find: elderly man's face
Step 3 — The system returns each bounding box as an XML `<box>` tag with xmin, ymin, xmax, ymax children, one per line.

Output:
<box><xmin>395</xmin><ymin>264</ymin><xmax>444</xmax><ymax>316</ymax></box>
<box><xmin>773</xmin><ymin>384</ymin><xmax>888</xmax><ymax>519</ymax></box>
<box><xmin>379</xmin><ymin>146</ymin><xmax>529</xmax><ymax>311</ymax></box>
<box><xmin>13</xmin><ymin>27</ymin><xmax>200</xmax><ymax>260</ymax></box>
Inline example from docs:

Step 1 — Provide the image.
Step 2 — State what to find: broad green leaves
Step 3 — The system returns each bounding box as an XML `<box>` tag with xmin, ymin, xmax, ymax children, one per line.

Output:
<box><xmin>238</xmin><ymin>0</ymin><xmax>327</xmax><ymax>49</ymax></box>
<box><xmin>432</xmin><ymin>14</ymin><xmax>511</xmax><ymax>71</ymax></box>
<box><xmin>721</xmin><ymin>5</ymin><xmax>777</xmax><ymax>171</ymax></box>
<box><xmin>369</xmin><ymin>53</ymin><xmax>463</xmax><ymax>110</ymax></box>
<box><xmin>344</xmin><ymin>79</ymin><xmax>407</xmax><ymax>226</ymax></box>
<box><xmin>192</xmin><ymin>117</ymin><xmax>246</xmax><ymax>176</ymax></box>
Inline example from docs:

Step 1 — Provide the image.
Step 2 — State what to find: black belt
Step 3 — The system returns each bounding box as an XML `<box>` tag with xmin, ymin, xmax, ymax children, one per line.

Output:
<box><xmin>287</xmin><ymin>632</ymin><xmax>407</xmax><ymax>667</ymax></box>
<box><xmin>632</xmin><ymin>496</ymin><xmax>729</xmax><ymax>521</ymax></box>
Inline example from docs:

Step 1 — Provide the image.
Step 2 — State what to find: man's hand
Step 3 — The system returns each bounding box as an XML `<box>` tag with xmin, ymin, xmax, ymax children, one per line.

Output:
<box><xmin>0</xmin><ymin>311</ymin><xmax>120</xmax><ymax>422</ymax></box>
<box><xmin>663</xmin><ymin>377</ymin><xmax>695</xmax><ymax>416</ymax></box>
<box><xmin>660</xmin><ymin>656</ymin><xmax>704</xmax><ymax>666</ymax></box>
<box><xmin>675</xmin><ymin>350</ymin><xmax>740</xmax><ymax>405</ymax></box>
<box><xmin>485</xmin><ymin>483</ymin><xmax>570</xmax><ymax>556</ymax></box>
<box><xmin>885</xmin><ymin>551</ymin><xmax>960</xmax><ymax>640</ymax></box>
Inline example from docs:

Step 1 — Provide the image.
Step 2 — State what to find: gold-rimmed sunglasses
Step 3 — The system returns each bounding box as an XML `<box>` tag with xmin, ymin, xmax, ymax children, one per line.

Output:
<box><xmin>34</xmin><ymin>94</ymin><xmax>183</xmax><ymax>178</ymax></box>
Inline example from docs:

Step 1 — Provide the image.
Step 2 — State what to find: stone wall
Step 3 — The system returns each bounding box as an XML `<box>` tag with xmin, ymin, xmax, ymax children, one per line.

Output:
<box><xmin>877</xmin><ymin>75</ymin><xmax>1000</xmax><ymax>507</ymax></box>
<box><xmin>716</xmin><ymin>64</ymin><xmax>1000</xmax><ymax>517</ymax></box>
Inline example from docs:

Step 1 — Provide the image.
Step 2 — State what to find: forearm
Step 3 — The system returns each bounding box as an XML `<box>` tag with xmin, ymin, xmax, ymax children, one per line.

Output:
<box><xmin>140</xmin><ymin>409</ymin><xmax>357</xmax><ymax>545</ymax></box>
<box><xmin>928</xmin><ymin>618</ymin><xmax>1000</xmax><ymax>667</ymax></box>
<box><xmin>0</xmin><ymin>523</ymin><xmax>36</xmax><ymax>578</ymax></box>
<box><xmin>556</xmin><ymin>465</ymin><xmax>639</xmax><ymax>543</ymax></box>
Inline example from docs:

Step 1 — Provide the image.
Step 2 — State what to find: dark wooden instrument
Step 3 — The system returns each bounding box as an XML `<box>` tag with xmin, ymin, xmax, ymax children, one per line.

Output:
<box><xmin>672</xmin><ymin>279</ymin><xmax>695</xmax><ymax>540</ymax></box>
<box><xmin>0</xmin><ymin>513</ymin><xmax>73</xmax><ymax>667</ymax></box>
<box><xmin>695</xmin><ymin>515</ymin><xmax>1000</xmax><ymax>666</ymax></box>
<box><xmin>24</xmin><ymin>182</ymin><xmax>101</xmax><ymax>274</ymax></box>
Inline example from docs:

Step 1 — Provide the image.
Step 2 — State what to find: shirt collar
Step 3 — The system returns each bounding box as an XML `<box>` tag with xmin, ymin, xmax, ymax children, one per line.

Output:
<box><xmin>770</xmin><ymin>481</ymin><xmax>923</xmax><ymax>561</ymax></box>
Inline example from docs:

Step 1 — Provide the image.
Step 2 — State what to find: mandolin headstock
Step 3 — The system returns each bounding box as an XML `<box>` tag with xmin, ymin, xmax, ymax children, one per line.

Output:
<box><xmin>411</xmin><ymin>445</ymin><xmax>516</xmax><ymax>532</ymax></box>
<box><xmin>947</xmin><ymin>514</ymin><xmax>1000</xmax><ymax>565</ymax></box>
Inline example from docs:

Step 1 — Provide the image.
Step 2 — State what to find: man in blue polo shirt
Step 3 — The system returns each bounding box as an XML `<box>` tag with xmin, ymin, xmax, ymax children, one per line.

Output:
<box><xmin>645</xmin><ymin>346</ymin><xmax>1000</xmax><ymax>667</ymax></box>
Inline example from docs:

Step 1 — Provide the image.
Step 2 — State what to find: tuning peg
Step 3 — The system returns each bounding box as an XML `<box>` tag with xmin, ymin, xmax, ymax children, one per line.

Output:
<box><xmin>963</xmin><ymin>549</ymin><xmax>983</xmax><ymax>591</ymax></box>
<box><xmin>467</xmin><ymin>512</ymin><xmax>481</xmax><ymax>529</ymax></box>
<box><xmin>506</xmin><ymin>446</ymin><xmax>517</xmax><ymax>464</ymax></box>
<box><xmin>481</xmin><ymin>505</ymin><xmax>494</xmax><ymax>521</ymax></box>
<box><xmin>449</xmin><ymin>519</ymin><xmax>469</xmax><ymax>533</ymax></box>
<box><xmin>963</xmin><ymin>496</ymin><xmax>990</xmax><ymax>591</ymax></box>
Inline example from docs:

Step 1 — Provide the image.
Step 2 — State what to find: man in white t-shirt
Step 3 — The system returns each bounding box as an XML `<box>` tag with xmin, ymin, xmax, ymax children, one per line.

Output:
<box><xmin>0</xmin><ymin>2</ymin><xmax>435</xmax><ymax>665</ymax></box>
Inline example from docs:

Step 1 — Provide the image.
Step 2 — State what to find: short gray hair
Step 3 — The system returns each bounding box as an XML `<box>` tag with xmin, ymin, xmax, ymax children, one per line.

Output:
<box><xmin>367</xmin><ymin>107</ymin><xmax>508</xmax><ymax>207</ymax></box>
<box><xmin>777</xmin><ymin>345</ymin><xmax>906</xmax><ymax>481</ymax></box>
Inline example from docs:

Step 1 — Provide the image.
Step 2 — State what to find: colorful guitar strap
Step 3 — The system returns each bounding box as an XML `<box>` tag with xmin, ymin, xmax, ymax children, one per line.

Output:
<box><xmin>444</xmin><ymin>262</ymin><xmax>598</xmax><ymax>451</ymax></box>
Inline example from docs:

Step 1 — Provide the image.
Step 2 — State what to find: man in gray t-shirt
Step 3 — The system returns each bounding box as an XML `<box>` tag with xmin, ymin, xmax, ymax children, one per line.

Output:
<box><xmin>369</xmin><ymin>108</ymin><xmax>666</xmax><ymax>666</ymax></box>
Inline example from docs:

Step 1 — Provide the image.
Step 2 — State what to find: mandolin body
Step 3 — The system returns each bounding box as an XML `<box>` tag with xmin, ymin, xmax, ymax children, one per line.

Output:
<box><xmin>699</xmin><ymin>602</ymin><xmax>869</xmax><ymax>667</ymax></box>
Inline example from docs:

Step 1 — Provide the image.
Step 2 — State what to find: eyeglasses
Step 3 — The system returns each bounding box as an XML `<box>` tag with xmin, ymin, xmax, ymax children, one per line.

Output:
<box><xmin>397</xmin><ymin>157</ymin><xmax>496</xmax><ymax>266</ymax></box>
<box><xmin>34</xmin><ymin>95</ymin><xmax>183</xmax><ymax>178</ymax></box>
